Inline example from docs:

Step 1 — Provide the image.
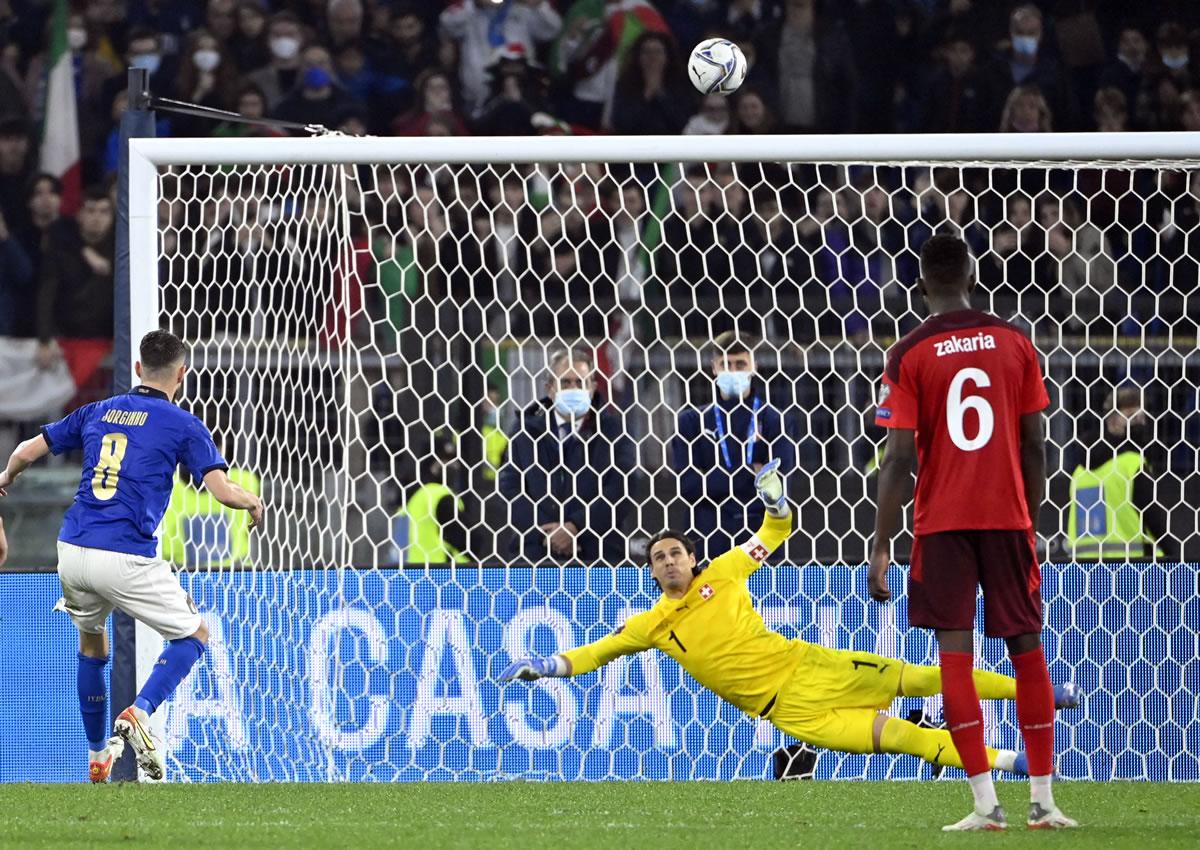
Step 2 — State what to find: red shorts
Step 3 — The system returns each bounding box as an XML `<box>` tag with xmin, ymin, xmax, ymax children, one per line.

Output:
<box><xmin>908</xmin><ymin>529</ymin><xmax>1043</xmax><ymax>638</ymax></box>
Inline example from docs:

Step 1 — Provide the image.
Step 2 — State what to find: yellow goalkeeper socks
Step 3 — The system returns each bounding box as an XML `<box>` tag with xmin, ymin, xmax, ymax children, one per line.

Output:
<box><xmin>899</xmin><ymin>663</ymin><xmax>1017</xmax><ymax>700</ymax></box>
<box><xmin>878</xmin><ymin>717</ymin><xmax>1010</xmax><ymax>772</ymax></box>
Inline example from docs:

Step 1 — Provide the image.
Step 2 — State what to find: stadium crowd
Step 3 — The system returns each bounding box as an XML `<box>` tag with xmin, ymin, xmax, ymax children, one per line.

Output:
<box><xmin>2</xmin><ymin>0</ymin><xmax>1200</xmax><ymax>566</ymax></box>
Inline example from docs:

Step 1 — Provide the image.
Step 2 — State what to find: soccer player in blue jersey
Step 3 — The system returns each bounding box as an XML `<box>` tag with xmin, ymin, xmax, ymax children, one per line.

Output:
<box><xmin>0</xmin><ymin>330</ymin><xmax>263</xmax><ymax>782</ymax></box>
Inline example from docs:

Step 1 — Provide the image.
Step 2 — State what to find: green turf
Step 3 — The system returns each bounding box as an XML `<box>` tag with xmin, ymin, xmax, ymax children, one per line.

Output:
<box><xmin>1</xmin><ymin>782</ymin><xmax>1195</xmax><ymax>849</ymax></box>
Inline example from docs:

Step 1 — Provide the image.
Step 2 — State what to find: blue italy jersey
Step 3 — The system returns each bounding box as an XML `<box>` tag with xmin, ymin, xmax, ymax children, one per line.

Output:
<box><xmin>41</xmin><ymin>385</ymin><xmax>228</xmax><ymax>557</ymax></box>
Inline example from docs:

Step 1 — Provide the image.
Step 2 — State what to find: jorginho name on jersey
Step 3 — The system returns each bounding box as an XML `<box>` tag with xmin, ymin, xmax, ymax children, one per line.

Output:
<box><xmin>41</xmin><ymin>386</ymin><xmax>227</xmax><ymax>558</ymax></box>
<box><xmin>874</xmin><ymin>309</ymin><xmax>1050</xmax><ymax>535</ymax></box>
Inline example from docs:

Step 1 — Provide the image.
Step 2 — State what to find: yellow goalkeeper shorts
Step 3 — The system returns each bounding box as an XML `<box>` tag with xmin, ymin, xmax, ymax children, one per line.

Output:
<box><xmin>765</xmin><ymin>643</ymin><xmax>905</xmax><ymax>754</ymax></box>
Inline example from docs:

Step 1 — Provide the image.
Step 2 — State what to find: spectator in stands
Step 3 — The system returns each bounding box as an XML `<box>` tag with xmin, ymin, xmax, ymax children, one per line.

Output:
<box><xmin>172</xmin><ymin>31</ymin><xmax>239</xmax><ymax>136</ymax></box>
<box><xmin>394</xmin><ymin>431</ymin><xmax>471</xmax><ymax>564</ymax></box>
<box><xmin>1094</xmin><ymin>86</ymin><xmax>1130</xmax><ymax>132</ymax></box>
<box><xmin>1180</xmin><ymin>89</ymin><xmax>1200</xmax><ymax>131</ymax></box>
<box><xmin>392</xmin><ymin>68</ymin><xmax>469</xmax><ymax>136</ymax></box>
<box><xmin>474</xmin><ymin>43</ymin><xmax>551</xmax><ymax>136</ymax></box>
<box><xmin>246</xmin><ymin>12</ymin><xmax>306</xmax><ymax>109</ymax></box>
<box><xmin>0</xmin><ymin>116</ymin><xmax>32</xmax><ymax>239</ymax></box>
<box><xmin>978</xmin><ymin>193</ymin><xmax>1038</xmax><ymax>297</ymax></box>
<box><xmin>723</xmin><ymin>0</ymin><xmax>778</xmax><ymax>41</ymax></box>
<box><xmin>325</xmin><ymin>0</ymin><xmax>365</xmax><ymax>51</ymax></box>
<box><xmin>918</xmin><ymin>32</ymin><xmax>990</xmax><ymax>133</ymax></box>
<box><xmin>439</xmin><ymin>0</ymin><xmax>562</xmax><ymax>119</ymax></box>
<box><xmin>374</xmin><ymin>3</ymin><xmax>440</xmax><ymax>86</ymax></box>
<box><xmin>1039</xmin><ymin>194</ymin><xmax>1115</xmax><ymax>328</ymax></box>
<box><xmin>100</xmin><ymin>28</ymin><xmax>177</xmax><ymax>119</ymax></box>
<box><xmin>272</xmin><ymin>44</ymin><xmax>361</xmax><ymax>129</ymax></box>
<box><xmin>36</xmin><ymin>186</ymin><xmax>115</xmax><ymax>390</ymax></box>
<box><xmin>1067</xmin><ymin>386</ymin><xmax>1176</xmax><ymax>561</ymax></box>
<box><xmin>670</xmin><ymin>332</ymin><xmax>795</xmax><ymax>560</ymax></box>
<box><xmin>756</xmin><ymin>0</ymin><xmax>857</xmax><ymax>133</ymax></box>
<box><xmin>215</xmin><ymin>84</ymin><xmax>283</xmax><ymax>137</ymax></box>
<box><xmin>553</xmin><ymin>0</ymin><xmax>670</xmax><ymax>130</ymax></box>
<box><xmin>683</xmin><ymin>93</ymin><xmax>731</xmax><ymax>135</ymax></box>
<box><xmin>229</xmin><ymin>1</ymin><xmax>271</xmax><ymax>72</ymax></box>
<box><xmin>985</xmin><ymin>4</ymin><xmax>1076</xmax><ymax>131</ymax></box>
<box><xmin>205</xmin><ymin>0</ymin><xmax>237</xmax><ymax>43</ymax></box>
<box><xmin>23</xmin><ymin>11</ymin><xmax>118</xmax><ymax>165</ymax></box>
<box><xmin>500</xmin><ymin>347</ymin><xmax>635</xmax><ymax>565</ymax></box>
<box><xmin>0</xmin><ymin>206</ymin><xmax>34</xmax><ymax>339</ymax></box>
<box><xmin>23</xmin><ymin>173</ymin><xmax>62</xmax><ymax>253</ymax></box>
<box><xmin>1098</xmin><ymin>25</ymin><xmax>1149</xmax><ymax>116</ymax></box>
<box><xmin>608</xmin><ymin>32</ymin><xmax>694</xmax><ymax>135</ymax></box>
<box><xmin>1138</xmin><ymin>22</ymin><xmax>1198</xmax><ymax>130</ymax></box>
<box><xmin>727</xmin><ymin>88</ymin><xmax>777</xmax><ymax>134</ymax></box>
<box><xmin>999</xmin><ymin>84</ymin><xmax>1052</xmax><ymax>132</ymax></box>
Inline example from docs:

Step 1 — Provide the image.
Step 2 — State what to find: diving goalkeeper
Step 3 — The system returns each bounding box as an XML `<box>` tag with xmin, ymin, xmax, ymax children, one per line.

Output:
<box><xmin>500</xmin><ymin>460</ymin><xmax>1079</xmax><ymax>776</ymax></box>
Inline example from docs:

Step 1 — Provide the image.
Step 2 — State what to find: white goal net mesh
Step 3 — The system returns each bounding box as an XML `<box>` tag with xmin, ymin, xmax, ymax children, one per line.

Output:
<box><xmin>145</xmin><ymin>146</ymin><xmax>1199</xmax><ymax>782</ymax></box>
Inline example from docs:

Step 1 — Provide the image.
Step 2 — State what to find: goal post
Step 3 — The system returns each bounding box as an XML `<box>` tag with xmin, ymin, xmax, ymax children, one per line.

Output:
<box><xmin>123</xmin><ymin>132</ymin><xmax>1200</xmax><ymax>782</ymax></box>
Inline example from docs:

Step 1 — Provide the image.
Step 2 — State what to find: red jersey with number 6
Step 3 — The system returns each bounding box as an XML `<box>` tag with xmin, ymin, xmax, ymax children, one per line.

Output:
<box><xmin>874</xmin><ymin>309</ymin><xmax>1050</xmax><ymax>535</ymax></box>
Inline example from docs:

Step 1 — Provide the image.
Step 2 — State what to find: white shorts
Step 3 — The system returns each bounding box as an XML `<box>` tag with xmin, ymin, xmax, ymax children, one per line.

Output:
<box><xmin>55</xmin><ymin>541</ymin><xmax>202</xmax><ymax>641</ymax></box>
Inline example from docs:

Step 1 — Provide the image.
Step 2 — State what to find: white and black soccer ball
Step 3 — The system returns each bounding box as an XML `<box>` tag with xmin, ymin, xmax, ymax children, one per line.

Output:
<box><xmin>688</xmin><ymin>38</ymin><xmax>748</xmax><ymax>96</ymax></box>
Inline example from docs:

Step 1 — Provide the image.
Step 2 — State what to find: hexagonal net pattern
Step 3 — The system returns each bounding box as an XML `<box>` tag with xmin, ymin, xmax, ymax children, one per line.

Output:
<box><xmin>148</xmin><ymin>152</ymin><xmax>1199</xmax><ymax>782</ymax></box>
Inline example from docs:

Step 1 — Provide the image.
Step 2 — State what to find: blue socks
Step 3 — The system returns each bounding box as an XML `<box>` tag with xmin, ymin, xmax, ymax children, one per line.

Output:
<box><xmin>134</xmin><ymin>636</ymin><xmax>206</xmax><ymax>715</ymax></box>
<box><xmin>77</xmin><ymin>653</ymin><xmax>109</xmax><ymax>752</ymax></box>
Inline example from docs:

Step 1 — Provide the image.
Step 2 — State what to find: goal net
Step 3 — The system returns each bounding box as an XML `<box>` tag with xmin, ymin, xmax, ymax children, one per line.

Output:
<box><xmin>128</xmin><ymin>135</ymin><xmax>1199</xmax><ymax>782</ymax></box>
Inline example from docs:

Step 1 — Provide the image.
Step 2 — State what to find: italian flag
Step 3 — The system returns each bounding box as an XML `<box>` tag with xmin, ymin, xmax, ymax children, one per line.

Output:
<box><xmin>39</xmin><ymin>0</ymin><xmax>81</xmax><ymax>215</ymax></box>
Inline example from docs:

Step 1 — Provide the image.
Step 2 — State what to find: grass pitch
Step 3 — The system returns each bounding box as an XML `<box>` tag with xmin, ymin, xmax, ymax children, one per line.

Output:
<box><xmin>1</xmin><ymin>781</ymin><xmax>1195</xmax><ymax>849</ymax></box>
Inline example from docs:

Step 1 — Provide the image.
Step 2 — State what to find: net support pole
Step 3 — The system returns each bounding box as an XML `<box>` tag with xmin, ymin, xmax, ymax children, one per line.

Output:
<box><xmin>112</xmin><ymin>66</ymin><xmax>158</xmax><ymax>782</ymax></box>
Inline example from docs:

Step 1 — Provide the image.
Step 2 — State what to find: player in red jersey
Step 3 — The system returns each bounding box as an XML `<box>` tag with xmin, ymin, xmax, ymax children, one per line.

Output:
<box><xmin>869</xmin><ymin>234</ymin><xmax>1078</xmax><ymax>832</ymax></box>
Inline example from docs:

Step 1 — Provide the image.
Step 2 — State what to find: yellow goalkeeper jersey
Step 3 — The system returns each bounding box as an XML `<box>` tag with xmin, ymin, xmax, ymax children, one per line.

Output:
<box><xmin>562</xmin><ymin>514</ymin><xmax>798</xmax><ymax>717</ymax></box>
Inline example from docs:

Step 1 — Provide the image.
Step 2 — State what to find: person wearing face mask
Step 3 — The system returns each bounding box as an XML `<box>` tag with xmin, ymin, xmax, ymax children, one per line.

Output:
<box><xmin>670</xmin><ymin>332</ymin><xmax>796</xmax><ymax>561</ymax></box>
<box><xmin>100</xmin><ymin>29</ymin><xmax>177</xmax><ymax>119</ymax></box>
<box><xmin>272</xmin><ymin>45</ymin><xmax>363</xmax><ymax>129</ymax></box>
<box><xmin>23</xmin><ymin>14</ymin><xmax>118</xmax><ymax>163</ymax></box>
<box><xmin>499</xmin><ymin>347</ymin><xmax>635</xmax><ymax>564</ymax></box>
<box><xmin>1137</xmin><ymin>21</ymin><xmax>1200</xmax><ymax>130</ymax></box>
<box><xmin>985</xmin><ymin>4</ymin><xmax>1077</xmax><ymax>131</ymax></box>
<box><xmin>1067</xmin><ymin>387</ymin><xmax>1175</xmax><ymax>561</ymax></box>
<box><xmin>172</xmin><ymin>31</ymin><xmax>237</xmax><ymax>137</ymax></box>
<box><xmin>393</xmin><ymin>431</ymin><xmax>470</xmax><ymax>565</ymax></box>
<box><xmin>246</xmin><ymin>12</ymin><xmax>307</xmax><ymax>109</ymax></box>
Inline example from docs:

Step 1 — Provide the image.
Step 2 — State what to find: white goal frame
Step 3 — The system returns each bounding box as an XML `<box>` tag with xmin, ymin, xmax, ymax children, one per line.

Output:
<box><xmin>124</xmin><ymin>132</ymin><xmax>1200</xmax><ymax>782</ymax></box>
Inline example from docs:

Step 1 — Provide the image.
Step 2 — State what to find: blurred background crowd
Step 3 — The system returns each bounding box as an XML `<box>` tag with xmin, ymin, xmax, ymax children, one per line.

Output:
<box><xmin>2</xmin><ymin>0</ymin><xmax>1200</xmax><ymax>568</ymax></box>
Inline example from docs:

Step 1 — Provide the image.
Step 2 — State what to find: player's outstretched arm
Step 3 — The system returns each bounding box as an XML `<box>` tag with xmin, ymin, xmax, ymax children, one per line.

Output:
<box><xmin>499</xmin><ymin>655</ymin><xmax>573</xmax><ymax>681</ymax></box>
<box><xmin>753</xmin><ymin>458</ymin><xmax>791</xmax><ymax>519</ymax></box>
<box><xmin>869</xmin><ymin>428</ymin><xmax>916</xmax><ymax>602</ymax></box>
<box><xmin>1019</xmin><ymin>411</ymin><xmax>1046</xmax><ymax>532</ymax></box>
<box><xmin>499</xmin><ymin>619</ymin><xmax>652</xmax><ymax>682</ymax></box>
<box><xmin>0</xmin><ymin>516</ymin><xmax>8</xmax><ymax>568</ymax></box>
<box><xmin>0</xmin><ymin>435</ymin><xmax>50</xmax><ymax>496</ymax></box>
<box><xmin>202</xmin><ymin>469</ymin><xmax>265</xmax><ymax>530</ymax></box>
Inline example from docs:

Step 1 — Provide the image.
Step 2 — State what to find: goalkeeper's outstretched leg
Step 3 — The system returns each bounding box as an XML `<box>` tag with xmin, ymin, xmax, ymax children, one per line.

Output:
<box><xmin>769</xmin><ymin>705</ymin><xmax>1026</xmax><ymax>776</ymax></box>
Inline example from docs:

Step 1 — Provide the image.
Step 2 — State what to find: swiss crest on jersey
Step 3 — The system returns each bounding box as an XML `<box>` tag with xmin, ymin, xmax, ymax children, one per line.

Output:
<box><xmin>699</xmin><ymin>583</ymin><xmax>715</xmax><ymax>600</ymax></box>
<box><xmin>740</xmin><ymin>535</ymin><xmax>769</xmax><ymax>563</ymax></box>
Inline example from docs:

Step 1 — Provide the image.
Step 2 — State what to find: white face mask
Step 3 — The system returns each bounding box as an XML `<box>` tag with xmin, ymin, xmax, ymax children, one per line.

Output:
<box><xmin>1163</xmin><ymin>52</ymin><xmax>1189</xmax><ymax>71</ymax></box>
<box><xmin>270</xmin><ymin>36</ymin><xmax>301</xmax><ymax>60</ymax></box>
<box><xmin>1011</xmin><ymin>34</ymin><xmax>1039</xmax><ymax>56</ymax></box>
<box><xmin>68</xmin><ymin>28</ymin><xmax>87</xmax><ymax>51</ymax></box>
<box><xmin>193</xmin><ymin>49</ymin><xmax>220</xmax><ymax>72</ymax></box>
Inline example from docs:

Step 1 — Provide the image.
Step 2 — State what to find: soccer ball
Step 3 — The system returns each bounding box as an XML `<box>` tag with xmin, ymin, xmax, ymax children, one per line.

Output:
<box><xmin>688</xmin><ymin>38</ymin><xmax>748</xmax><ymax>96</ymax></box>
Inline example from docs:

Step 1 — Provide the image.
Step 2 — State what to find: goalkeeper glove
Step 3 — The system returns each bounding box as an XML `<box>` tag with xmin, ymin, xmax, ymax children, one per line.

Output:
<box><xmin>754</xmin><ymin>458</ymin><xmax>789</xmax><ymax>517</ymax></box>
<box><xmin>499</xmin><ymin>656</ymin><xmax>568</xmax><ymax>681</ymax></box>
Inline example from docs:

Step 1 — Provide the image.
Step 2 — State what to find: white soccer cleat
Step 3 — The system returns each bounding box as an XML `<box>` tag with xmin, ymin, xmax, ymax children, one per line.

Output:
<box><xmin>1027</xmin><ymin>803</ymin><xmax>1079</xmax><ymax>829</ymax></box>
<box><xmin>88</xmin><ymin>740</ymin><xmax>121</xmax><ymax>784</ymax></box>
<box><xmin>942</xmin><ymin>806</ymin><xmax>1008</xmax><ymax>832</ymax></box>
<box><xmin>113</xmin><ymin>705</ymin><xmax>165</xmax><ymax>781</ymax></box>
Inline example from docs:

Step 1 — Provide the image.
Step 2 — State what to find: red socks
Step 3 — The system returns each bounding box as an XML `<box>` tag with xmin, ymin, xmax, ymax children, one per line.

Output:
<box><xmin>939</xmin><ymin>649</ymin><xmax>991</xmax><ymax>777</ymax></box>
<box><xmin>1012</xmin><ymin>646</ymin><xmax>1056</xmax><ymax>777</ymax></box>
